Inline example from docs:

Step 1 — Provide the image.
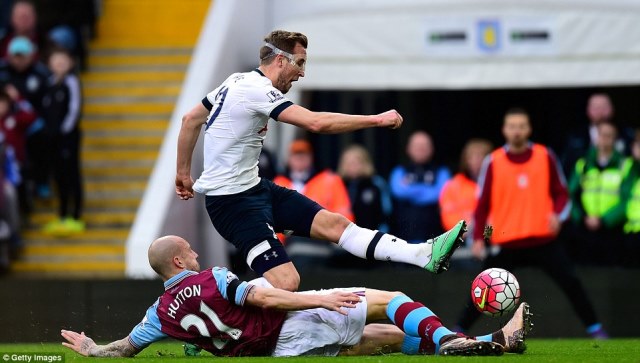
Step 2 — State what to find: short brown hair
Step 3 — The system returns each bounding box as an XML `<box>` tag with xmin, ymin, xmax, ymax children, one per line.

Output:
<box><xmin>459</xmin><ymin>138</ymin><xmax>493</xmax><ymax>173</ymax></box>
<box><xmin>260</xmin><ymin>30</ymin><xmax>308</xmax><ymax>65</ymax></box>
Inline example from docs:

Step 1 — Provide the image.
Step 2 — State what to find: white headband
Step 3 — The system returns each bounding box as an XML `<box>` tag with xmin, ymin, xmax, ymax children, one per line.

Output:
<box><xmin>261</xmin><ymin>43</ymin><xmax>294</xmax><ymax>60</ymax></box>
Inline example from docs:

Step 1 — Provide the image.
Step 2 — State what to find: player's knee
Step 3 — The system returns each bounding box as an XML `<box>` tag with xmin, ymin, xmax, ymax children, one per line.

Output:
<box><xmin>311</xmin><ymin>209</ymin><xmax>351</xmax><ymax>242</ymax></box>
<box><xmin>383</xmin><ymin>291</ymin><xmax>406</xmax><ymax>304</ymax></box>
<box><xmin>333</xmin><ymin>213</ymin><xmax>351</xmax><ymax>230</ymax></box>
<box><xmin>272</xmin><ymin>273</ymin><xmax>300</xmax><ymax>292</ymax></box>
<box><xmin>264</xmin><ymin>265</ymin><xmax>300</xmax><ymax>291</ymax></box>
<box><xmin>331</xmin><ymin>214</ymin><xmax>352</xmax><ymax>241</ymax></box>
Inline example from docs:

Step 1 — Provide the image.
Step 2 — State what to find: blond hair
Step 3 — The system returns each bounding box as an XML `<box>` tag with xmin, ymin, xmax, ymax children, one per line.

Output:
<box><xmin>459</xmin><ymin>139</ymin><xmax>493</xmax><ymax>173</ymax></box>
<box><xmin>338</xmin><ymin>144</ymin><xmax>375</xmax><ymax>178</ymax></box>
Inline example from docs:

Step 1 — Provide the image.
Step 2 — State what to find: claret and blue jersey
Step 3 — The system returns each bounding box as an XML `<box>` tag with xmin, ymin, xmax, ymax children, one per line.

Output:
<box><xmin>127</xmin><ymin>267</ymin><xmax>287</xmax><ymax>356</ymax></box>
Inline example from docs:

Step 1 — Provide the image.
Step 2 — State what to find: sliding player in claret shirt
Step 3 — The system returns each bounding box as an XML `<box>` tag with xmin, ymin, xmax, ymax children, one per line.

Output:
<box><xmin>61</xmin><ymin>235</ymin><xmax>532</xmax><ymax>358</ymax></box>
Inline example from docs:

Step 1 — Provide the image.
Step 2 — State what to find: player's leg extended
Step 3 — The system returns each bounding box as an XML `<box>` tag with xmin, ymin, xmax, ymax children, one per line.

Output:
<box><xmin>311</xmin><ymin>210</ymin><xmax>466</xmax><ymax>273</ymax></box>
<box><xmin>337</xmin><ymin>289</ymin><xmax>405</xmax><ymax>356</ymax></box>
<box><xmin>474</xmin><ymin>302</ymin><xmax>533</xmax><ymax>354</ymax></box>
<box><xmin>359</xmin><ymin>289</ymin><xmax>502</xmax><ymax>356</ymax></box>
<box><xmin>269</xmin><ymin>179</ymin><xmax>464</xmax><ymax>272</ymax></box>
<box><xmin>382</xmin><ymin>290</ymin><xmax>503</xmax><ymax>356</ymax></box>
<box><xmin>339</xmin><ymin>324</ymin><xmax>404</xmax><ymax>356</ymax></box>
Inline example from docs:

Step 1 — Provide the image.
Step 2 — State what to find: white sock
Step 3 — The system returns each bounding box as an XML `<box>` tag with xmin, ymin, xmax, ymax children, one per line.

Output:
<box><xmin>338</xmin><ymin>223</ymin><xmax>432</xmax><ymax>267</ymax></box>
<box><xmin>338</xmin><ymin>223</ymin><xmax>374</xmax><ymax>258</ymax></box>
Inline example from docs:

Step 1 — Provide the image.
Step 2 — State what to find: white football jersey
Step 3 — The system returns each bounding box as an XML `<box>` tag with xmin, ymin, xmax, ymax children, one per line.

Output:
<box><xmin>193</xmin><ymin>69</ymin><xmax>292</xmax><ymax>196</ymax></box>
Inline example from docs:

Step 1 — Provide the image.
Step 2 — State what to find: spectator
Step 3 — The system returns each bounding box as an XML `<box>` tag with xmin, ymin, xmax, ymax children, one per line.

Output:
<box><xmin>274</xmin><ymin>140</ymin><xmax>353</xmax><ymax>220</ymax></box>
<box><xmin>621</xmin><ymin>130</ymin><xmax>640</xmax><ymax>268</ymax></box>
<box><xmin>0</xmin><ymin>131</ymin><xmax>18</xmax><ymax>275</ymax></box>
<box><xmin>47</xmin><ymin>25</ymin><xmax>77</xmax><ymax>55</ymax></box>
<box><xmin>0</xmin><ymin>85</ymin><xmax>35</xmax><ymax>215</ymax></box>
<box><xmin>273</xmin><ymin>139</ymin><xmax>353</xmax><ymax>270</ymax></box>
<box><xmin>562</xmin><ymin>93</ymin><xmax>634</xmax><ymax>177</ymax></box>
<box><xmin>0</xmin><ymin>36</ymin><xmax>48</xmax><ymax>111</ymax></box>
<box><xmin>568</xmin><ymin>121</ymin><xmax>631</xmax><ymax>265</ymax></box>
<box><xmin>0</xmin><ymin>85</ymin><xmax>35</xmax><ymax>168</ymax></box>
<box><xmin>454</xmin><ymin>107</ymin><xmax>608</xmax><ymax>339</ymax></box>
<box><xmin>0</xmin><ymin>35</ymin><xmax>50</xmax><ymax>199</ymax></box>
<box><xmin>41</xmin><ymin>47</ymin><xmax>83</xmax><ymax>236</ymax></box>
<box><xmin>439</xmin><ymin>138</ymin><xmax>492</xmax><ymax>245</ymax></box>
<box><xmin>337</xmin><ymin>144</ymin><xmax>392</xmax><ymax>232</ymax></box>
<box><xmin>0</xmin><ymin>94</ymin><xmax>24</xmax><ymax>272</ymax></box>
<box><xmin>0</xmin><ymin>0</ymin><xmax>43</xmax><ymax>59</ymax></box>
<box><xmin>389</xmin><ymin>131</ymin><xmax>450</xmax><ymax>242</ymax></box>
<box><xmin>333</xmin><ymin>144</ymin><xmax>392</xmax><ymax>269</ymax></box>
<box><xmin>37</xmin><ymin>0</ymin><xmax>99</xmax><ymax>71</ymax></box>
<box><xmin>0</xmin><ymin>135</ymin><xmax>21</xmax><ymax>272</ymax></box>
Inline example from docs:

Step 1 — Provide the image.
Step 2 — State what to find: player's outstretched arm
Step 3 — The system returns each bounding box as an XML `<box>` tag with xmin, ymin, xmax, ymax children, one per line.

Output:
<box><xmin>277</xmin><ymin>104</ymin><xmax>403</xmax><ymax>134</ymax></box>
<box><xmin>61</xmin><ymin>330</ymin><xmax>140</xmax><ymax>358</ymax></box>
<box><xmin>246</xmin><ymin>286</ymin><xmax>361</xmax><ymax>315</ymax></box>
<box><xmin>176</xmin><ymin>103</ymin><xmax>209</xmax><ymax>200</ymax></box>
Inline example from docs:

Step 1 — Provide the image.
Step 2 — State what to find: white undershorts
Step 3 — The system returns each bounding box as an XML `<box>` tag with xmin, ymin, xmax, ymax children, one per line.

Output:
<box><xmin>272</xmin><ymin>288</ymin><xmax>367</xmax><ymax>357</ymax></box>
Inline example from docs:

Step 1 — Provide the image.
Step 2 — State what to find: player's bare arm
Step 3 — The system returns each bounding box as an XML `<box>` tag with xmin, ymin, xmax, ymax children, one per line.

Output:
<box><xmin>246</xmin><ymin>285</ymin><xmax>361</xmax><ymax>315</ymax></box>
<box><xmin>176</xmin><ymin>103</ymin><xmax>209</xmax><ymax>200</ymax></box>
<box><xmin>277</xmin><ymin>104</ymin><xmax>403</xmax><ymax>134</ymax></box>
<box><xmin>61</xmin><ymin>330</ymin><xmax>139</xmax><ymax>358</ymax></box>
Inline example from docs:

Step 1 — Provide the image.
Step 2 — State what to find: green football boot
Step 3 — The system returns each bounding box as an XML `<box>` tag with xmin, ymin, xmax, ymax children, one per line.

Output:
<box><xmin>424</xmin><ymin>220</ymin><xmax>467</xmax><ymax>273</ymax></box>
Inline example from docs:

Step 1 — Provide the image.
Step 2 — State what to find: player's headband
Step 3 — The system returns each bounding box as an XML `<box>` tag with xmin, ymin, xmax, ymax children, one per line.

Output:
<box><xmin>262</xmin><ymin>43</ymin><xmax>306</xmax><ymax>71</ymax></box>
<box><xmin>262</xmin><ymin>43</ymin><xmax>293</xmax><ymax>60</ymax></box>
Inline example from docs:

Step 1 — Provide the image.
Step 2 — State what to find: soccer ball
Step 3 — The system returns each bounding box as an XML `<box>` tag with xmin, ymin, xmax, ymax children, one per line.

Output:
<box><xmin>470</xmin><ymin>268</ymin><xmax>520</xmax><ymax>317</ymax></box>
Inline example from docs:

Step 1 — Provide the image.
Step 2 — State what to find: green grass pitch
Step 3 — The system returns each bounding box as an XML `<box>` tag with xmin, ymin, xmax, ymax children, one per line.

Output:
<box><xmin>1</xmin><ymin>339</ymin><xmax>639</xmax><ymax>363</ymax></box>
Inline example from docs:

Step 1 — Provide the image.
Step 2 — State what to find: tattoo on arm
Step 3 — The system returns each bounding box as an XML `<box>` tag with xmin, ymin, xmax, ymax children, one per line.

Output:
<box><xmin>88</xmin><ymin>337</ymin><xmax>139</xmax><ymax>357</ymax></box>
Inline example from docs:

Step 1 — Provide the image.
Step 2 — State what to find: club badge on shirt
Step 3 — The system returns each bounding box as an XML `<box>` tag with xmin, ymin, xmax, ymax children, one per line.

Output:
<box><xmin>517</xmin><ymin>173</ymin><xmax>529</xmax><ymax>189</ymax></box>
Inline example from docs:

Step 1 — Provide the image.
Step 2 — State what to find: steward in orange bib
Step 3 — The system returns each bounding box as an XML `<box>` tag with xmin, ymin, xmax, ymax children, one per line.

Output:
<box><xmin>455</xmin><ymin>108</ymin><xmax>608</xmax><ymax>339</ymax></box>
<box><xmin>481</xmin><ymin>142</ymin><xmax>564</xmax><ymax>248</ymax></box>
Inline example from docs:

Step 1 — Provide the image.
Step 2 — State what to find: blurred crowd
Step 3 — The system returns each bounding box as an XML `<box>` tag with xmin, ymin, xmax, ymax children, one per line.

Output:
<box><xmin>259</xmin><ymin>92</ymin><xmax>640</xmax><ymax>273</ymax></box>
<box><xmin>0</xmin><ymin>0</ymin><xmax>95</xmax><ymax>272</ymax></box>
<box><xmin>1</xmin><ymin>1</ymin><xmax>636</xmax><ymax>281</ymax></box>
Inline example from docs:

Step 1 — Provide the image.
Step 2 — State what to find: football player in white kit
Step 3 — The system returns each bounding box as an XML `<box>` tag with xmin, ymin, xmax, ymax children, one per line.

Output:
<box><xmin>176</xmin><ymin>30</ymin><xmax>467</xmax><ymax>291</ymax></box>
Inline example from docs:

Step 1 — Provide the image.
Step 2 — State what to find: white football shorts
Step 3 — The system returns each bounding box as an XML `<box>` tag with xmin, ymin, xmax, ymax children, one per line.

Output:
<box><xmin>272</xmin><ymin>287</ymin><xmax>367</xmax><ymax>357</ymax></box>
